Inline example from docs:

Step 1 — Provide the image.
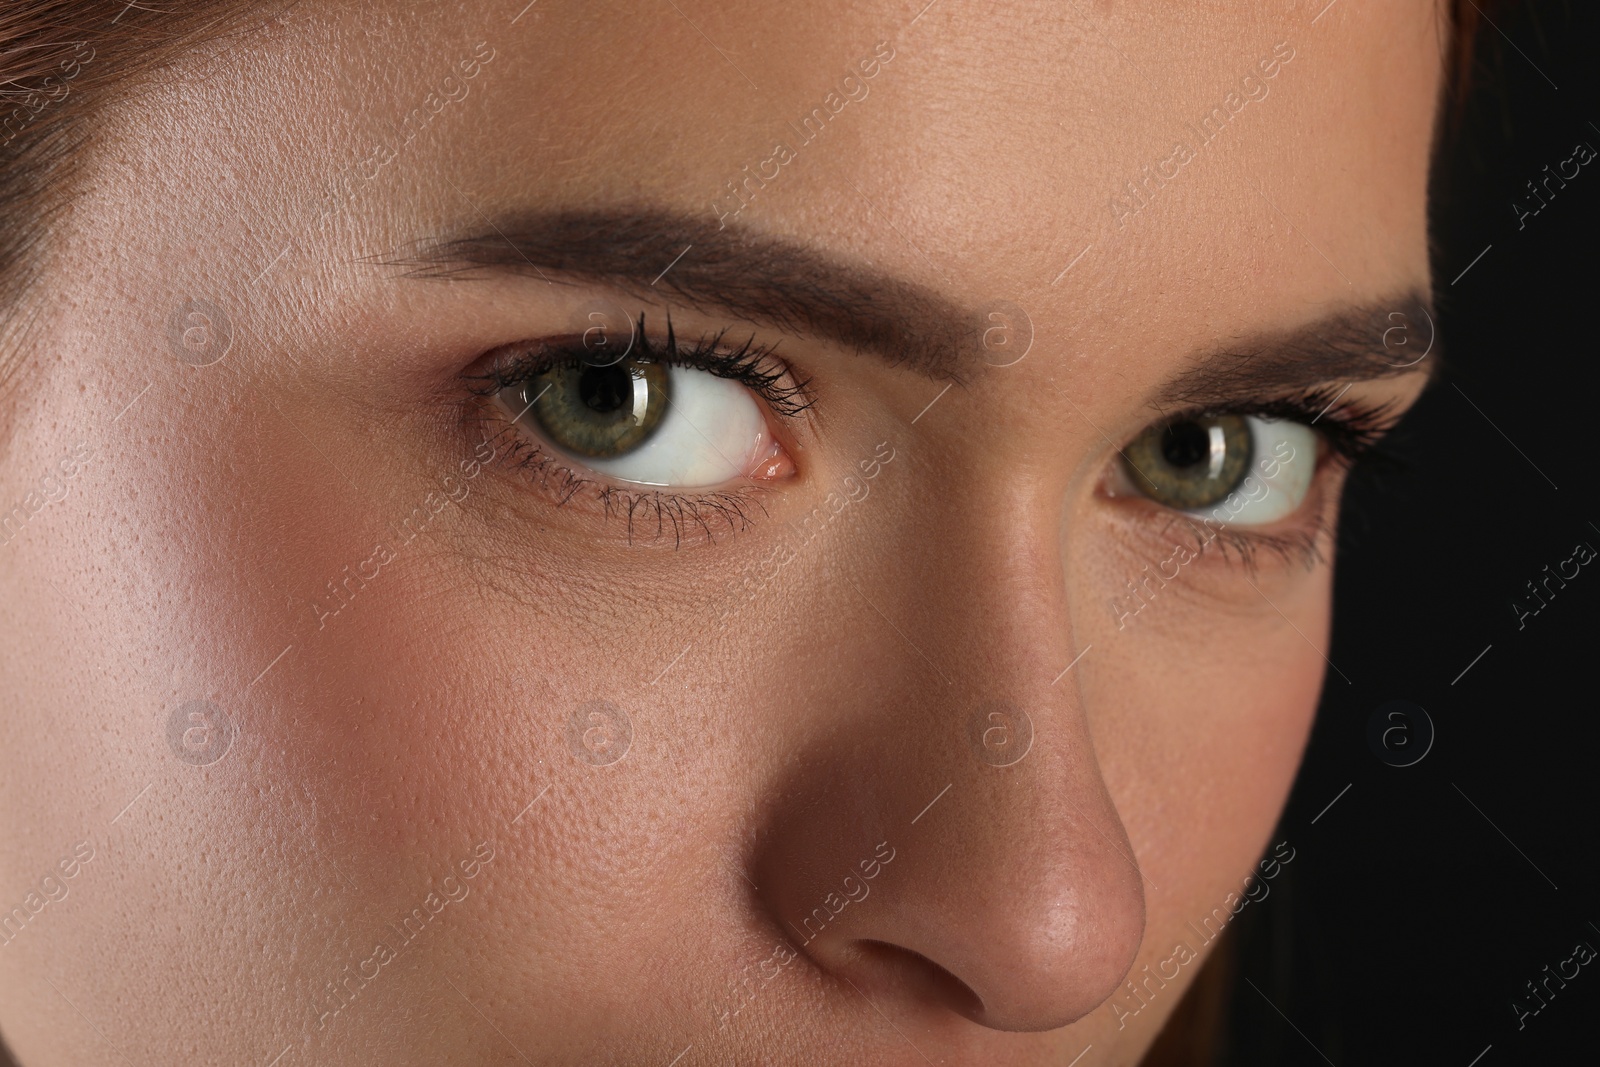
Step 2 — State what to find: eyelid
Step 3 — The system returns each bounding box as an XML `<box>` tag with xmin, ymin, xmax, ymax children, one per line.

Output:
<box><xmin>1174</xmin><ymin>385</ymin><xmax>1403</xmax><ymax>462</ymax></box>
<box><xmin>464</xmin><ymin>313</ymin><xmax>815</xmax><ymax>420</ymax></box>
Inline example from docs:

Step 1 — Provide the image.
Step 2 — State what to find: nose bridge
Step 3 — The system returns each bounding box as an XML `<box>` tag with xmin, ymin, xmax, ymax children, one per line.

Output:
<box><xmin>750</xmin><ymin>497</ymin><xmax>1147</xmax><ymax>1031</ymax></box>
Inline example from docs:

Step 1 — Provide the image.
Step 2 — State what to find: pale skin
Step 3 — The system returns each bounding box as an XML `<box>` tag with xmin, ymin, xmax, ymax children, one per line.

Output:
<box><xmin>0</xmin><ymin>0</ymin><xmax>1443</xmax><ymax>1064</ymax></box>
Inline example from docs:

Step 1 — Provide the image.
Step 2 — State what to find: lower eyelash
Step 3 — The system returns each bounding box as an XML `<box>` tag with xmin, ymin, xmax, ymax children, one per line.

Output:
<box><xmin>600</xmin><ymin>484</ymin><xmax>770</xmax><ymax>548</ymax></box>
<box><xmin>474</xmin><ymin>418</ymin><xmax>770</xmax><ymax>548</ymax></box>
<box><xmin>1181</xmin><ymin>512</ymin><xmax>1334</xmax><ymax>574</ymax></box>
<box><xmin>1136</xmin><ymin>467</ymin><xmax>1337</xmax><ymax>577</ymax></box>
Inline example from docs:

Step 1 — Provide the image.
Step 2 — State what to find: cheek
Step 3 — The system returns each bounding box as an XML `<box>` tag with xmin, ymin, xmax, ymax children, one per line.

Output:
<box><xmin>1081</xmin><ymin>567</ymin><xmax>1330</xmax><ymax>879</ymax></box>
<box><xmin>1063</xmin><ymin>557</ymin><xmax>1328</xmax><ymax>1039</ymax></box>
<box><xmin>0</xmin><ymin>358</ymin><xmax>573</xmax><ymax>1052</ymax></box>
<box><xmin>1067</xmin><ymin>521</ymin><xmax>1329</xmax><ymax>920</ymax></box>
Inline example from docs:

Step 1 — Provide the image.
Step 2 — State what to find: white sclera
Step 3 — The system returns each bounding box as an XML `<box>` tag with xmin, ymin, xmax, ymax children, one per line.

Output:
<box><xmin>1193</xmin><ymin>416</ymin><xmax>1318</xmax><ymax>525</ymax></box>
<box><xmin>578</xmin><ymin>366</ymin><xmax>765</xmax><ymax>488</ymax></box>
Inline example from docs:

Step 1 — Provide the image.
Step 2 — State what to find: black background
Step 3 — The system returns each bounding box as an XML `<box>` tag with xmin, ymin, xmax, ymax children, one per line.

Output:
<box><xmin>1213</xmin><ymin>2</ymin><xmax>1599</xmax><ymax>1063</ymax></box>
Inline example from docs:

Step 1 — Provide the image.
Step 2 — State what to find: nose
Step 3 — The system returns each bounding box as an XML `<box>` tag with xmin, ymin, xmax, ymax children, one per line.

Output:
<box><xmin>749</xmin><ymin>516</ymin><xmax>1146</xmax><ymax>1032</ymax></box>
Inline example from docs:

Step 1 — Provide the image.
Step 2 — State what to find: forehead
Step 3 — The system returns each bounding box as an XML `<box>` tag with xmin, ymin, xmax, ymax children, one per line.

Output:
<box><xmin>102</xmin><ymin>0</ymin><xmax>1443</xmax><ymax>360</ymax></box>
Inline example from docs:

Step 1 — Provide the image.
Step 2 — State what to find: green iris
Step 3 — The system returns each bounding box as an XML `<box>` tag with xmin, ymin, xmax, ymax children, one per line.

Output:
<box><xmin>1123</xmin><ymin>414</ymin><xmax>1252</xmax><ymax>510</ymax></box>
<box><xmin>518</xmin><ymin>356</ymin><xmax>671</xmax><ymax>459</ymax></box>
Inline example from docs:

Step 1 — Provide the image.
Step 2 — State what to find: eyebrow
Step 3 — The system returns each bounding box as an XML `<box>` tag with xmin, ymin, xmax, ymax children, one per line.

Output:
<box><xmin>1152</xmin><ymin>297</ymin><xmax>1439</xmax><ymax>409</ymax></box>
<box><xmin>396</xmin><ymin>207</ymin><xmax>981</xmax><ymax>378</ymax></box>
<box><xmin>397</xmin><ymin>206</ymin><xmax>1435</xmax><ymax>399</ymax></box>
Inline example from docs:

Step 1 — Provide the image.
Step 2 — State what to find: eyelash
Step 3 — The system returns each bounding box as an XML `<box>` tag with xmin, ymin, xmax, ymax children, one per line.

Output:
<box><xmin>1133</xmin><ymin>385</ymin><xmax>1403</xmax><ymax>572</ymax></box>
<box><xmin>466</xmin><ymin>312</ymin><xmax>814</xmax><ymax>416</ymax></box>
<box><xmin>463</xmin><ymin>314</ymin><xmax>811</xmax><ymax>546</ymax></box>
<box><xmin>1203</xmin><ymin>384</ymin><xmax>1399</xmax><ymax>464</ymax></box>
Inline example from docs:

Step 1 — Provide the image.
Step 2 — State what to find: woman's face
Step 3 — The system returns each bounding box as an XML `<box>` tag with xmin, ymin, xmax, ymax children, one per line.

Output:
<box><xmin>0</xmin><ymin>1</ymin><xmax>1441</xmax><ymax>1063</ymax></box>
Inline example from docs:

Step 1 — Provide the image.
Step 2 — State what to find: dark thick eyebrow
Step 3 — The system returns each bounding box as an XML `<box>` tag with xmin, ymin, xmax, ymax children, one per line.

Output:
<box><xmin>1154</xmin><ymin>297</ymin><xmax>1438</xmax><ymax>409</ymax></box>
<box><xmin>395</xmin><ymin>206</ymin><xmax>1435</xmax><ymax>400</ymax></box>
<box><xmin>394</xmin><ymin>207</ymin><xmax>982</xmax><ymax>379</ymax></box>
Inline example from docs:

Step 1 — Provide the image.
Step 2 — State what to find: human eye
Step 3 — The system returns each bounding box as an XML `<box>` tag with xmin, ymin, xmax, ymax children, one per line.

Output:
<box><xmin>1105</xmin><ymin>386</ymin><xmax>1400</xmax><ymax>558</ymax></box>
<box><xmin>1117</xmin><ymin>413</ymin><xmax>1316</xmax><ymax>524</ymax></box>
<box><xmin>465</xmin><ymin>312</ymin><xmax>810</xmax><ymax>541</ymax></box>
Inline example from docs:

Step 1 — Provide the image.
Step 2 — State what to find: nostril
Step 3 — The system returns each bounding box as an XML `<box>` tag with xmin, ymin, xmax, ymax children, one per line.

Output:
<box><xmin>845</xmin><ymin>940</ymin><xmax>986</xmax><ymax>1021</ymax></box>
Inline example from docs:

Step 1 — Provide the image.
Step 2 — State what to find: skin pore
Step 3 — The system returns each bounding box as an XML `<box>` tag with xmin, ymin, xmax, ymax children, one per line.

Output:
<box><xmin>0</xmin><ymin>1</ymin><xmax>1442</xmax><ymax>1064</ymax></box>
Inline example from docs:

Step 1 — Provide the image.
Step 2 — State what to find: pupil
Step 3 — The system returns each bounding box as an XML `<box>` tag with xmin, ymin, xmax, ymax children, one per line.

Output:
<box><xmin>578</xmin><ymin>363</ymin><xmax>631</xmax><ymax>414</ymax></box>
<box><xmin>1160</xmin><ymin>420</ymin><xmax>1211</xmax><ymax>469</ymax></box>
